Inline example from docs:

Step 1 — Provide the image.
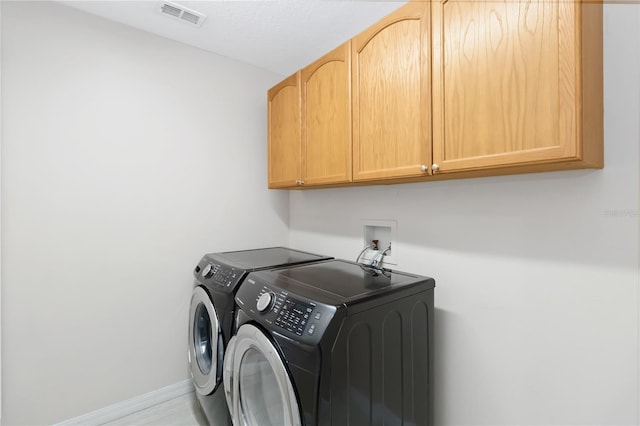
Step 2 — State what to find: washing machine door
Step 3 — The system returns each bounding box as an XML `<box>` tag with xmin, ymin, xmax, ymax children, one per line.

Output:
<box><xmin>223</xmin><ymin>324</ymin><xmax>302</xmax><ymax>426</ymax></box>
<box><xmin>188</xmin><ymin>286</ymin><xmax>223</xmax><ymax>395</ymax></box>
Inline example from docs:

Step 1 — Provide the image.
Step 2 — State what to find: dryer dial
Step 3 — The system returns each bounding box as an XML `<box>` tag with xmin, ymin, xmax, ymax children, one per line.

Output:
<box><xmin>202</xmin><ymin>264</ymin><xmax>214</xmax><ymax>279</ymax></box>
<box><xmin>257</xmin><ymin>292</ymin><xmax>275</xmax><ymax>312</ymax></box>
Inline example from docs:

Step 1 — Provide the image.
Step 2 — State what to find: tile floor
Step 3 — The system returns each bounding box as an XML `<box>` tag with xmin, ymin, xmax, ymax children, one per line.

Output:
<box><xmin>103</xmin><ymin>392</ymin><xmax>208</xmax><ymax>426</ymax></box>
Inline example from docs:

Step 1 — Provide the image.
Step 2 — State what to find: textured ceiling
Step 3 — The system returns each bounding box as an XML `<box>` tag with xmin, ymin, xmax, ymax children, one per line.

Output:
<box><xmin>58</xmin><ymin>0</ymin><xmax>407</xmax><ymax>76</ymax></box>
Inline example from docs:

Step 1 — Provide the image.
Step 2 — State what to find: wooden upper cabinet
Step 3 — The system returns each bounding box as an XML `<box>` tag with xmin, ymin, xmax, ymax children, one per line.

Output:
<box><xmin>301</xmin><ymin>41</ymin><xmax>352</xmax><ymax>186</ymax></box>
<box><xmin>268</xmin><ymin>72</ymin><xmax>301</xmax><ymax>188</ymax></box>
<box><xmin>352</xmin><ymin>2</ymin><xmax>431</xmax><ymax>182</ymax></box>
<box><xmin>431</xmin><ymin>0</ymin><xmax>603</xmax><ymax>173</ymax></box>
<box><xmin>266</xmin><ymin>0</ymin><xmax>603</xmax><ymax>189</ymax></box>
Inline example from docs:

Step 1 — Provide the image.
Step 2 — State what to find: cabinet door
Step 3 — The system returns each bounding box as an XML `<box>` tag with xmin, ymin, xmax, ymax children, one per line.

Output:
<box><xmin>432</xmin><ymin>1</ymin><xmax>581</xmax><ymax>172</ymax></box>
<box><xmin>301</xmin><ymin>42</ymin><xmax>352</xmax><ymax>186</ymax></box>
<box><xmin>268</xmin><ymin>72</ymin><xmax>301</xmax><ymax>188</ymax></box>
<box><xmin>352</xmin><ymin>2</ymin><xmax>431</xmax><ymax>181</ymax></box>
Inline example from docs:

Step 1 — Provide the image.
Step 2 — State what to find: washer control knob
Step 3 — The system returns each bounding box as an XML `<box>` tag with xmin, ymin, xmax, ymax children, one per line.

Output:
<box><xmin>257</xmin><ymin>292</ymin><xmax>274</xmax><ymax>312</ymax></box>
<box><xmin>201</xmin><ymin>264</ymin><xmax>214</xmax><ymax>279</ymax></box>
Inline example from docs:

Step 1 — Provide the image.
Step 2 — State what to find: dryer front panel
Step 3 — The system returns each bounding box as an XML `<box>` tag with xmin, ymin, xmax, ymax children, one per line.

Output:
<box><xmin>224</xmin><ymin>324</ymin><xmax>302</xmax><ymax>426</ymax></box>
<box><xmin>189</xmin><ymin>286</ymin><xmax>223</xmax><ymax>395</ymax></box>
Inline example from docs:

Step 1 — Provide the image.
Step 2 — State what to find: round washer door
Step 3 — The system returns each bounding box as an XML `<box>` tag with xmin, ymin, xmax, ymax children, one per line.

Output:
<box><xmin>188</xmin><ymin>286</ymin><xmax>223</xmax><ymax>395</ymax></box>
<box><xmin>223</xmin><ymin>324</ymin><xmax>301</xmax><ymax>426</ymax></box>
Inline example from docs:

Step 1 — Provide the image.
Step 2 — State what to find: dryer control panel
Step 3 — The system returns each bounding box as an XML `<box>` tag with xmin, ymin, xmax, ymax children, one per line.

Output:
<box><xmin>235</xmin><ymin>277</ymin><xmax>336</xmax><ymax>345</ymax></box>
<box><xmin>194</xmin><ymin>257</ymin><xmax>245</xmax><ymax>293</ymax></box>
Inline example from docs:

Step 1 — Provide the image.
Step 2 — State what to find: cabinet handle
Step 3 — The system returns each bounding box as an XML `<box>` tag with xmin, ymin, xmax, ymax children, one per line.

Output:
<box><xmin>431</xmin><ymin>164</ymin><xmax>440</xmax><ymax>173</ymax></box>
<box><xmin>295</xmin><ymin>180</ymin><xmax>305</xmax><ymax>186</ymax></box>
<box><xmin>420</xmin><ymin>165</ymin><xmax>428</xmax><ymax>173</ymax></box>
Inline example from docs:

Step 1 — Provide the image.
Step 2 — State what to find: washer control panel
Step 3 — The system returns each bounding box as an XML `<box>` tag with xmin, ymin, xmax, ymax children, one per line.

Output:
<box><xmin>236</xmin><ymin>277</ymin><xmax>336</xmax><ymax>345</ymax></box>
<box><xmin>271</xmin><ymin>294</ymin><xmax>314</xmax><ymax>336</ymax></box>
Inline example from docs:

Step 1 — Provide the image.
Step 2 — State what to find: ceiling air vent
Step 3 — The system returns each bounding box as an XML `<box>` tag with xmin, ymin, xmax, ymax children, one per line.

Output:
<box><xmin>159</xmin><ymin>2</ymin><xmax>206</xmax><ymax>27</ymax></box>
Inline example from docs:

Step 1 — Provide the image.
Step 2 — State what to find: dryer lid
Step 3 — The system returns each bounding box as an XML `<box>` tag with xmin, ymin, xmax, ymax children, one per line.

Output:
<box><xmin>212</xmin><ymin>247</ymin><xmax>331</xmax><ymax>270</ymax></box>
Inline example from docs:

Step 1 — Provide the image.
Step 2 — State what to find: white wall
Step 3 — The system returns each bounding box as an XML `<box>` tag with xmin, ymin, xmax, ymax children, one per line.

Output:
<box><xmin>2</xmin><ymin>1</ymin><xmax>638</xmax><ymax>425</ymax></box>
<box><xmin>1</xmin><ymin>2</ymin><xmax>288</xmax><ymax>424</ymax></box>
<box><xmin>0</xmin><ymin>1</ymin><xmax>3</xmax><ymax>423</ymax></box>
<box><xmin>290</xmin><ymin>4</ymin><xmax>640</xmax><ymax>425</ymax></box>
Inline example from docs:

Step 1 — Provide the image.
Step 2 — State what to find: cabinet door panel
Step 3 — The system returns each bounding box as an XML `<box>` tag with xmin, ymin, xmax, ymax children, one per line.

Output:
<box><xmin>432</xmin><ymin>0</ymin><xmax>578</xmax><ymax>172</ymax></box>
<box><xmin>352</xmin><ymin>2</ymin><xmax>431</xmax><ymax>181</ymax></box>
<box><xmin>268</xmin><ymin>72</ymin><xmax>301</xmax><ymax>188</ymax></box>
<box><xmin>302</xmin><ymin>42</ymin><xmax>351</xmax><ymax>185</ymax></box>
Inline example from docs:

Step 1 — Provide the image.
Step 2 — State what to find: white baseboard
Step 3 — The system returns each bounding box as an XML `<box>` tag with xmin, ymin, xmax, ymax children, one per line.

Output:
<box><xmin>55</xmin><ymin>379</ymin><xmax>194</xmax><ymax>426</ymax></box>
